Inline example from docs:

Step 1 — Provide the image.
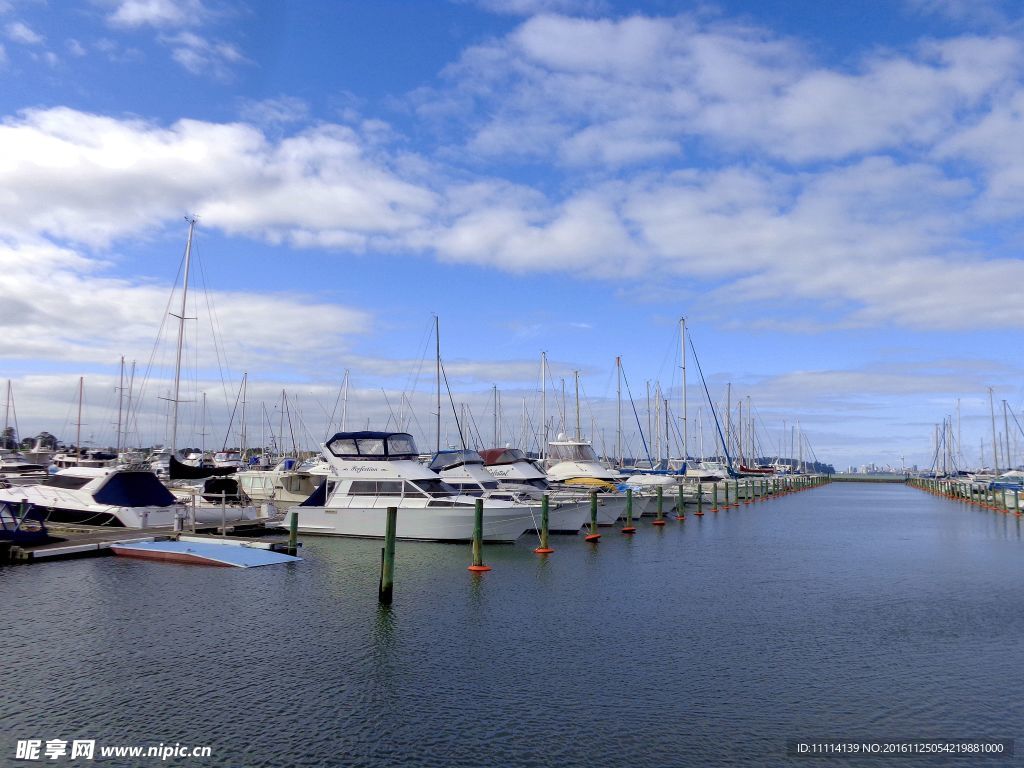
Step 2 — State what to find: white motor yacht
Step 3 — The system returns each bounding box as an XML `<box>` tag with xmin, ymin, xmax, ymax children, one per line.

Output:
<box><xmin>479</xmin><ymin>447</ymin><xmax>595</xmax><ymax>532</ymax></box>
<box><xmin>236</xmin><ymin>457</ymin><xmax>327</xmax><ymax>506</ymax></box>
<box><xmin>544</xmin><ymin>436</ymin><xmax>631</xmax><ymax>523</ymax></box>
<box><xmin>281</xmin><ymin>431</ymin><xmax>536</xmax><ymax>542</ymax></box>
<box><xmin>0</xmin><ymin>465</ymin><xmax>183</xmax><ymax>528</ymax></box>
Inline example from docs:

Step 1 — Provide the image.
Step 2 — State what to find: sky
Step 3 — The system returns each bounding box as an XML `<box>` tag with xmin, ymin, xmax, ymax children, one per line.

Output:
<box><xmin>2</xmin><ymin>0</ymin><xmax>1024</xmax><ymax>471</ymax></box>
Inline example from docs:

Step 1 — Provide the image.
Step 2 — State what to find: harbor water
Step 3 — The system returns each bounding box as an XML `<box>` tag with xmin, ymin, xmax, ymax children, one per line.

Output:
<box><xmin>3</xmin><ymin>483</ymin><xmax>1022</xmax><ymax>766</ymax></box>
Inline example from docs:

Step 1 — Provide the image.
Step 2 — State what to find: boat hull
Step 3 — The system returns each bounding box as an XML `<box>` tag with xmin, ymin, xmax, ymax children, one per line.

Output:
<box><xmin>282</xmin><ymin>503</ymin><xmax>534</xmax><ymax>542</ymax></box>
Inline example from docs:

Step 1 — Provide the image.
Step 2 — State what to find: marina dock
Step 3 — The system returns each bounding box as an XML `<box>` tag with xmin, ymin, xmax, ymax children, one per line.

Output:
<box><xmin>2</xmin><ymin>520</ymin><xmax>293</xmax><ymax>564</ymax></box>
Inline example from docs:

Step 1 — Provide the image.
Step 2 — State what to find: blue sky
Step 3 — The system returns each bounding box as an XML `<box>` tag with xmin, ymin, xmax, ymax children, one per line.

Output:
<box><xmin>2</xmin><ymin>0</ymin><xmax>1024</xmax><ymax>471</ymax></box>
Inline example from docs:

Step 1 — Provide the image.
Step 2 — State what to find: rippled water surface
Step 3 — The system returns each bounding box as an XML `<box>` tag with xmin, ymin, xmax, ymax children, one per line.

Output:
<box><xmin>3</xmin><ymin>483</ymin><xmax>1023</xmax><ymax>767</ymax></box>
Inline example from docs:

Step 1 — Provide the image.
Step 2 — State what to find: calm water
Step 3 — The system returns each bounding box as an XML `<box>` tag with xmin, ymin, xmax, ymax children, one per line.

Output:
<box><xmin>3</xmin><ymin>483</ymin><xmax>1023</xmax><ymax>767</ymax></box>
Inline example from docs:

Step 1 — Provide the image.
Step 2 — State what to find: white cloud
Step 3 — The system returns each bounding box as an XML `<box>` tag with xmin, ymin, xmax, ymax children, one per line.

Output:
<box><xmin>66</xmin><ymin>39</ymin><xmax>87</xmax><ymax>57</ymax></box>
<box><xmin>467</xmin><ymin>0</ymin><xmax>610</xmax><ymax>16</ymax></box>
<box><xmin>106</xmin><ymin>0</ymin><xmax>205</xmax><ymax>29</ymax></box>
<box><xmin>0</xmin><ymin>107</ymin><xmax>437</xmax><ymax>248</ymax></box>
<box><xmin>433</xmin><ymin>14</ymin><xmax>1023</xmax><ymax>167</ymax></box>
<box><xmin>161</xmin><ymin>30</ymin><xmax>245</xmax><ymax>80</ymax></box>
<box><xmin>0</xmin><ymin>236</ymin><xmax>371</xmax><ymax>375</ymax></box>
<box><xmin>5</xmin><ymin>20</ymin><xmax>42</xmax><ymax>44</ymax></box>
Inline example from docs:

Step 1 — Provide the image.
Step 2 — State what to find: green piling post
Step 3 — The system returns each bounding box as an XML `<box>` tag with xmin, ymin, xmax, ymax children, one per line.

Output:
<box><xmin>468</xmin><ymin>498</ymin><xmax>491</xmax><ymax>571</ymax></box>
<box><xmin>535</xmin><ymin>494</ymin><xmax>554</xmax><ymax>553</ymax></box>
<box><xmin>676</xmin><ymin>483</ymin><xmax>686</xmax><ymax>520</ymax></box>
<box><xmin>653</xmin><ymin>485</ymin><xmax>666</xmax><ymax>526</ymax></box>
<box><xmin>379</xmin><ymin>506</ymin><xmax>397</xmax><ymax>604</ymax></box>
<box><xmin>287</xmin><ymin>509</ymin><xmax>299</xmax><ymax>555</ymax></box>
<box><xmin>712</xmin><ymin>482</ymin><xmax>719</xmax><ymax>512</ymax></box>
<box><xmin>696</xmin><ymin>482</ymin><xmax>703</xmax><ymax>516</ymax></box>
<box><xmin>585</xmin><ymin>490</ymin><xmax>601</xmax><ymax>541</ymax></box>
<box><xmin>622</xmin><ymin>488</ymin><xmax>636</xmax><ymax>533</ymax></box>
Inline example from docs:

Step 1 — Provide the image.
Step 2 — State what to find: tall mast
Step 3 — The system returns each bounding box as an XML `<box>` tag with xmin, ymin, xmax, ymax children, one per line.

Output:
<box><xmin>989</xmin><ymin>387</ymin><xmax>998</xmax><ymax>471</ymax></box>
<box><xmin>540</xmin><ymin>352</ymin><xmax>547</xmax><ymax>459</ymax></box>
<box><xmin>1003</xmin><ymin>399</ymin><xmax>1012</xmax><ymax>472</ymax></box>
<box><xmin>76</xmin><ymin>376</ymin><xmax>83</xmax><ymax>461</ymax></box>
<box><xmin>4</xmin><ymin>380</ymin><xmax>11</xmax><ymax>443</ymax></box>
<box><xmin>725</xmin><ymin>383</ymin><xmax>731</xmax><ymax>464</ymax></box>
<box><xmin>574</xmin><ymin>370</ymin><xmax>581</xmax><ymax>441</ymax></box>
<box><xmin>116</xmin><ymin>357</ymin><xmax>124</xmax><ymax>454</ymax></box>
<box><xmin>240</xmin><ymin>372</ymin><xmax>248</xmax><ymax>458</ymax></box>
<box><xmin>616</xmin><ymin>356</ymin><xmax>622</xmax><ymax>467</ymax></box>
<box><xmin>747</xmin><ymin>395</ymin><xmax>753</xmax><ymax>465</ymax></box>
<box><xmin>737</xmin><ymin>397</ymin><xmax>743</xmax><ymax>466</ymax></box>
<box><xmin>493</xmin><ymin>385</ymin><xmax>498</xmax><ymax>447</ymax></box>
<box><xmin>170</xmin><ymin>216</ymin><xmax>197</xmax><ymax>456</ymax></box>
<box><xmin>435</xmin><ymin>315</ymin><xmax>441</xmax><ymax>453</ymax></box>
<box><xmin>680</xmin><ymin>317</ymin><xmax>687</xmax><ymax>461</ymax></box>
<box><xmin>341</xmin><ymin>369</ymin><xmax>350</xmax><ymax>432</ymax></box>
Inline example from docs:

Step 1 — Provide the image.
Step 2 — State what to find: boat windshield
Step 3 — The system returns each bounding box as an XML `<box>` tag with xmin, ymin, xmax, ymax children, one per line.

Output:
<box><xmin>548</xmin><ymin>442</ymin><xmax>599</xmax><ymax>462</ymax></box>
<box><xmin>480</xmin><ymin>448</ymin><xmax>527</xmax><ymax>466</ymax></box>
<box><xmin>427</xmin><ymin>450</ymin><xmax>484</xmax><ymax>472</ymax></box>
<box><xmin>327</xmin><ymin>433</ymin><xmax>419</xmax><ymax>459</ymax></box>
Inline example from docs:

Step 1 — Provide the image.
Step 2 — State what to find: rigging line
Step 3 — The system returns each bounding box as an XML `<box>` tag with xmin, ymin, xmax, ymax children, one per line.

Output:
<box><xmin>688</xmin><ymin>335</ymin><xmax>733</xmax><ymax>471</ymax></box>
<box><xmin>618</xmin><ymin>363</ymin><xmax>653</xmax><ymax>468</ymax></box>
<box><xmin>197</xmin><ymin>249</ymin><xmax>233</xmax><ymax>412</ymax></box>
<box><xmin>438</xmin><ymin>358</ymin><xmax>466</xmax><ymax>451</ymax></box>
<box><xmin>381</xmin><ymin>388</ymin><xmax>399</xmax><ymax>431</ymax></box>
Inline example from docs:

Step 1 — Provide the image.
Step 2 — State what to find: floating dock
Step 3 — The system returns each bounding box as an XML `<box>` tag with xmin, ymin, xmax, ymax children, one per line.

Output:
<box><xmin>2</xmin><ymin>521</ymin><xmax>296</xmax><ymax>565</ymax></box>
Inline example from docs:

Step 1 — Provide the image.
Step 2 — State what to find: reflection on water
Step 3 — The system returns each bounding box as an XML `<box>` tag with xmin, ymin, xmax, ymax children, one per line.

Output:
<box><xmin>3</xmin><ymin>483</ymin><xmax>1023</xmax><ymax>767</ymax></box>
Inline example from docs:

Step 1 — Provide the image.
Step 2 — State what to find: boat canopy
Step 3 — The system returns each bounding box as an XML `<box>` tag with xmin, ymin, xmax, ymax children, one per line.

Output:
<box><xmin>93</xmin><ymin>471</ymin><xmax>177</xmax><ymax>507</ymax></box>
<box><xmin>325</xmin><ymin>431</ymin><xmax>419</xmax><ymax>460</ymax></box>
<box><xmin>547</xmin><ymin>441</ymin><xmax>600</xmax><ymax>462</ymax></box>
<box><xmin>428</xmin><ymin>449</ymin><xmax>485</xmax><ymax>472</ymax></box>
<box><xmin>479</xmin><ymin>448</ymin><xmax>528</xmax><ymax>466</ymax></box>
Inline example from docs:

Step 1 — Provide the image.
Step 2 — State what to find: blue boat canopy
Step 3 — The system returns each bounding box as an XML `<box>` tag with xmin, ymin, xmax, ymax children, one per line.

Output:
<box><xmin>325</xmin><ymin>432</ymin><xmax>418</xmax><ymax>460</ymax></box>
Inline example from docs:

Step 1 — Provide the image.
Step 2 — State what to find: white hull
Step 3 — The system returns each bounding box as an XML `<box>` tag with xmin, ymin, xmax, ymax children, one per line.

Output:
<box><xmin>0</xmin><ymin>483</ymin><xmax>180</xmax><ymax>528</ymax></box>
<box><xmin>283</xmin><ymin>501</ymin><xmax>534</xmax><ymax>542</ymax></box>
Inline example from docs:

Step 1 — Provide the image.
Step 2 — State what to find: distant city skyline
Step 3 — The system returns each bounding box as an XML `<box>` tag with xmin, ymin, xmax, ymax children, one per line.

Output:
<box><xmin>2</xmin><ymin>0</ymin><xmax>1024</xmax><ymax>470</ymax></box>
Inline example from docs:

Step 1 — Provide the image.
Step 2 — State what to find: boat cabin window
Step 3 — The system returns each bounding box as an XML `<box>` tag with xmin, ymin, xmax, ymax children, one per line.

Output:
<box><xmin>329</xmin><ymin>438</ymin><xmax>358</xmax><ymax>456</ymax></box>
<box><xmin>408</xmin><ymin>478</ymin><xmax>457</xmax><ymax>497</ymax></box>
<box><xmin>548</xmin><ymin>442</ymin><xmax>599</xmax><ymax>462</ymax></box>
<box><xmin>46</xmin><ymin>474</ymin><xmax>93</xmax><ymax>490</ymax></box>
<box><xmin>348</xmin><ymin>480</ymin><xmax>405</xmax><ymax>496</ymax></box>
<box><xmin>387</xmin><ymin>434</ymin><xmax>417</xmax><ymax>456</ymax></box>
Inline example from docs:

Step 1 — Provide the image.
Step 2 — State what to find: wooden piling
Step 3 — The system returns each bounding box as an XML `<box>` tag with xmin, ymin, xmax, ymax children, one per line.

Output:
<box><xmin>585</xmin><ymin>490</ymin><xmax>601</xmax><ymax>541</ymax></box>
<box><xmin>534</xmin><ymin>494</ymin><xmax>554</xmax><ymax>553</ymax></box>
<box><xmin>379</xmin><ymin>506</ymin><xmax>397</xmax><ymax>604</ymax></box>
<box><xmin>287</xmin><ymin>510</ymin><xmax>298</xmax><ymax>555</ymax></box>
<box><xmin>622</xmin><ymin>488</ymin><xmax>636</xmax><ymax>533</ymax></box>
<box><xmin>467</xmin><ymin>498</ymin><xmax>492</xmax><ymax>571</ymax></box>
<box><xmin>696</xmin><ymin>481</ymin><xmax>704</xmax><ymax>516</ymax></box>
<box><xmin>676</xmin><ymin>484</ymin><xmax>685</xmax><ymax>520</ymax></box>
<box><xmin>652</xmin><ymin>485</ymin><xmax>666</xmax><ymax>526</ymax></box>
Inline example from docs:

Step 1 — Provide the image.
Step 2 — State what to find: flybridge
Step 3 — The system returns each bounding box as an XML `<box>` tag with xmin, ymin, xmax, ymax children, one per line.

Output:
<box><xmin>325</xmin><ymin>432</ymin><xmax>419</xmax><ymax>460</ymax></box>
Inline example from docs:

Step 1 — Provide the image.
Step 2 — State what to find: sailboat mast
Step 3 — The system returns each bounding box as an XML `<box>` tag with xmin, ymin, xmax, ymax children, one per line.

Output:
<box><xmin>1003</xmin><ymin>399</ymin><xmax>1012</xmax><ymax>472</ymax></box>
<box><xmin>170</xmin><ymin>216</ymin><xmax>196</xmax><ymax>456</ymax></box>
<box><xmin>76</xmin><ymin>376</ymin><xmax>83</xmax><ymax>461</ymax></box>
<box><xmin>680</xmin><ymin>317</ymin><xmax>687</xmax><ymax>462</ymax></box>
<box><xmin>116</xmin><ymin>357</ymin><xmax>124</xmax><ymax>454</ymax></box>
<box><xmin>616</xmin><ymin>356</ymin><xmax>622</xmax><ymax>467</ymax></box>
<box><xmin>574</xmin><ymin>370</ymin><xmax>581</xmax><ymax>441</ymax></box>
<box><xmin>435</xmin><ymin>315</ymin><xmax>441</xmax><ymax>454</ymax></box>
<box><xmin>989</xmin><ymin>387</ymin><xmax>999</xmax><ymax>471</ymax></box>
<box><xmin>725</xmin><ymin>383</ymin><xmax>731</xmax><ymax>465</ymax></box>
<box><xmin>240</xmin><ymin>372</ymin><xmax>247</xmax><ymax>459</ymax></box>
<box><xmin>540</xmin><ymin>352</ymin><xmax>547</xmax><ymax>460</ymax></box>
